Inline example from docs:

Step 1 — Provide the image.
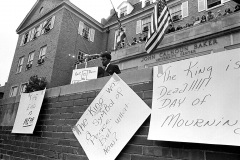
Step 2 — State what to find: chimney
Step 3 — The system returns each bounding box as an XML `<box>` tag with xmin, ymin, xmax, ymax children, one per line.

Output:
<box><xmin>110</xmin><ymin>9</ymin><xmax>116</xmax><ymax>16</ymax></box>
<box><xmin>101</xmin><ymin>18</ymin><xmax>107</xmax><ymax>25</ymax></box>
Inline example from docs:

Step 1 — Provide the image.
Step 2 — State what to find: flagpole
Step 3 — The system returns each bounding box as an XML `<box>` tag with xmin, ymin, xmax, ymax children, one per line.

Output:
<box><xmin>109</xmin><ymin>0</ymin><xmax>122</xmax><ymax>28</ymax></box>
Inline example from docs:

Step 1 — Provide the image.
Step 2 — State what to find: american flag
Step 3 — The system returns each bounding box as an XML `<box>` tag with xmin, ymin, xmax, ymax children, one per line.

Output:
<box><xmin>145</xmin><ymin>0</ymin><xmax>171</xmax><ymax>54</ymax></box>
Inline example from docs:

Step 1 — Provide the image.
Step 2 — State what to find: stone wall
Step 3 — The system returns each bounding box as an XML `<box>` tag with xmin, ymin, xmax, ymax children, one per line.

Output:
<box><xmin>0</xmin><ymin>69</ymin><xmax>240</xmax><ymax>160</ymax></box>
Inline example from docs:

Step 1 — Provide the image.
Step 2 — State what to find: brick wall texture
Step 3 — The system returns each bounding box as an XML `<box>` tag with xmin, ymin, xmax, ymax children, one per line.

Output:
<box><xmin>1</xmin><ymin>81</ymin><xmax>240</xmax><ymax>160</ymax></box>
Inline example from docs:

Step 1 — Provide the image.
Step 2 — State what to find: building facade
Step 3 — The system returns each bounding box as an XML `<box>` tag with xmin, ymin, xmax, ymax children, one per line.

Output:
<box><xmin>4</xmin><ymin>0</ymin><xmax>107</xmax><ymax>98</ymax></box>
<box><xmin>0</xmin><ymin>0</ymin><xmax>240</xmax><ymax>159</ymax></box>
<box><xmin>3</xmin><ymin>0</ymin><xmax>240</xmax><ymax>99</ymax></box>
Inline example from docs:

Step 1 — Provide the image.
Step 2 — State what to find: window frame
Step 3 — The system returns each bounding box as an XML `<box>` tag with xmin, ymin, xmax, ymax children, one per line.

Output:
<box><xmin>77</xmin><ymin>51</ymin><xmax>86</xmax><ymax>63</ymax></box>
<box><xmin>169</xmin><ymin>3</ymin><xmax>182</xmax><ymax>21</ymax></box>
<box><xmin>38</xmin><ymin>46</ymin><xmax>47</xmax><ymax>65</ymax></box>
<box><xmin>207</xmin><ymin>0</ymin><xmax>221</xmax><ymax>9</ymax></box>
<box><xmin>42</xmin><ymin>16</ymin><xmax>55</xmax><ymax>34</ymax></box>
<box><xmin>145</xmin><ymin>0</ymin><xmax>153</xmax><ymax>7</ymax></box>
<box><xmin>16</xmin><ymin>56</ymin><xmax>24</xmax><ymax>73</ymax></box>
<box><xmin>26</xmin><ymin>52</ymin><xmax>35</xmax><ymax>70</ymax></box>
<box><xmin>82</xmin><ymin>25</ymin><xmax>90</xmax><ymax>40</ymax></box>
<box><xmin>9</xmin><ymin>85</ymin><xmax>19</xmax><ymax>97</ymax></box>
<box><xmin>39</xmin><ymin>46</ymin><xmax>47</xmax><ymax>60</ymax></box>
<box><xmin>20</xmin><ymin>16</ymin><xmax>55</xmax><ymax>46</ymax></box>
<box><xmin>198</xmin><ymin>0</ymin><xmax>230</xmax><ymax>12</ymax></box>
<box><xmin>142</xmin><ymin>17</ymin><xmax>151</xmax><ymax>33</ymax></box>
<box><xmin>120</xmin><ymin>6</ymin><xmax>127</xmax><ymax>17</ymax></box>
<box><xmin>78</xmin><ymin>21</ymin><xmax>95</xmax><ymax>42</ymax></box>
<box><xmin>19</xmin><ymin>83</ymin><xmax>28</xmax><ymax>95</ymax></box>
<box><xmin>169</xmin><ymin>1</ymin><xmax>188</xmax><ymax>21</ymax></box>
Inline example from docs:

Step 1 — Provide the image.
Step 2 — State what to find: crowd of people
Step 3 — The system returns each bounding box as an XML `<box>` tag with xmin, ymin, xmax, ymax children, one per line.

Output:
<box><xmin>167</xmin><ymin>4</ymin><xmax>240</xmax><ymax>34</ymax></box>
<box><xmin>116</xmin><ymin>4</ymin><xmax>240</xmax><ymax>50</ymax></box>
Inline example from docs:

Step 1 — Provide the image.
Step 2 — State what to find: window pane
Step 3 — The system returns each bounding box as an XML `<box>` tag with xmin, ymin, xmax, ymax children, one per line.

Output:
<box><xmin>39</xmin><ymin>46</ymin><xmax>47</xmax><ymax>59</ymax></box>
<box><xmin>17</xmin><ymin>57</ymin><xmax>24</xmax><ymax>73</ymax></box>
<box><xmin>170</xmin><ymin>4</ymin><xmax>181</xmax><ymax>17</ymax></box>
<box><xmin>83</xmin><ymin>25</ymin><xmax>90</xmax><ymax>39</ymax></box>
<box><xmin>142</xmin><ymin>17</ymin><xmax>151</xmax><ymax>32</ymax></box>
<box><xmin>207</xmin><ymin>0</ymin><xmax>221</xmax><ymax>8</ymax></box>
<box><xmin>120</xmin><ymin>6</ymin><xmax>127</xmax><ymax>15</ymax></box>
<box><xmin>20</xmin><ymin>83</ymin><xmax>27</xmax><ymax>94</ymax></box>
<box><xmin>28</xmin><ymin>52</ymin><xmax>35</xmax><ymax>64</ymax></box>
<box><xmin>10</xmin><ymin>86</ymin><xmax>18</xmax><ymax>97</ymax></box>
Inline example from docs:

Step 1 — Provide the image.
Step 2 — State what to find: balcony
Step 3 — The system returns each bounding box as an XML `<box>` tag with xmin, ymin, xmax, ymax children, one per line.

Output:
<box><xmin>111</xmin><ymin>11</ymin><xmax>240</xmax><ymax>62</ymax></box>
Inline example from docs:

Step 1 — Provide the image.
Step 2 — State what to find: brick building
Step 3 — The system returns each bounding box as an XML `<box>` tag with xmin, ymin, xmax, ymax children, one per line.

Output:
<box><xmin>3</xmin><ymin>0</ymin><xmax>240</xmax><ymax>98</ymax></box>
<box><xmin>0</xmin><ymin>0</ymin><xmax>240</xmax><ymax>159</ymax></box>
<box><xmin>4</xmin><ymin>0</ymin><xmax>107</xmax><ymax>99</ymax></box>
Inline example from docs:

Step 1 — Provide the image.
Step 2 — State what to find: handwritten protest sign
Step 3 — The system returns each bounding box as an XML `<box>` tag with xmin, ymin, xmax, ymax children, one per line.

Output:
<box><xmin>72</xmin><ymin>74</ymin><xmax>151</xmax><ymax>160</ymax></box>
<box><xmin>71</xmin><ymin>67</ymin><xmax>98</xmax><ymax>84</ymax></box>
<box><xmin>12</xmin><ymin>89</ymin><xmax>46</xmax><ymax>134</ymax></box>
<box><xmin>148</xmin><ymin>48</ymin><xmax>240</xmax><ymax>146</ymax></box>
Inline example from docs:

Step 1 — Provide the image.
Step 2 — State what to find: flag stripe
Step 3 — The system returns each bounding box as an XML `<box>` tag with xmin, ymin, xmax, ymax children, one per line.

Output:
<box><xmin>146</xmin><ymin>4</ymin><xmax>168</xmax><ymax>49</ymax></box>
<box><xmin>146</xmin><ymin>17</ymin><xmax>170</xmax><ymax>53</ymax></box>
<box><xmin>145</xmin><ymin>10</ymin><xmax>170</xmax><ymax>51</ymax></box>
<box><xmin>146</xmin><ymin>7</ymin><xmax>168</xmax><ymax>47</ymax></box>
<box><xmin>145</xmin><ymin>0</ymin><xmax>170</xmax><ymax>54</ymax></box>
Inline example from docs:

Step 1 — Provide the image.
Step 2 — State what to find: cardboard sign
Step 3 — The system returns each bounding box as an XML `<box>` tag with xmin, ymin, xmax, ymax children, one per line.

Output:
<box><xmin>73</xmin><ymin>74</ymin><xmax>151</xmax><ymax>160</ymax></box>
<box><xmin>71</xmin><ymin>67</ymin><xmax>98</xmax><ymax>84</ymax></box>
<box><xmin>148</xmin><ymin>48</ymin><xmax>240</xmax><ymax>146</ymax></box>
<box><xmin>12</xmin><ymin>89</ymin><xmax>46</xmax><ymax>134</ymax></box>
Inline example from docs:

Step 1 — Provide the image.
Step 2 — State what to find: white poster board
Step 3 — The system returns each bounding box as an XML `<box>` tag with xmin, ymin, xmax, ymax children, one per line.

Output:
<box><xmin>71</xmin><ymin>67</ymin><xmax>98</xmax><ymax>84</ymax></box>
<box><xmin>148</xmin><ymin>48</ymin><xmax>240</xmax><ymax>146</ymax></box>
<box><xmin>72</xmin><ymin>74</ymin><xmax>151</xmax><ymax>160</ymax></box>
<box><xmin>12</xmin><ymin>89</ymin><xmax>46</xmax><ymax>134</ymax></box>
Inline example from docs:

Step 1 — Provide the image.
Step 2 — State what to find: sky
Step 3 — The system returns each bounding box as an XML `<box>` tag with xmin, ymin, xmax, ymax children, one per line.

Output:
<box><xmin>0</xmin><ymin>0</ymin><xmax>124</xmax><ymax>86</ymax></box>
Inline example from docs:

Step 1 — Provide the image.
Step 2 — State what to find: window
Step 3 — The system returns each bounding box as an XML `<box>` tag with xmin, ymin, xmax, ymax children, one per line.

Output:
<box><xmin>169</xmin><ymin>1</ymin><xmax>188</xmax><ymax>21</ymax></box>
<box><xmin>142</xmin><ymin>0</ymin><xmax>155</xmax><ymax>7</ymax></box>
<box><xmin>20</xmin><ymin>16</ymin><xmax>55</xmax><ymax>46</ymax></box>
<box><xmin>10</xmin><ymin>86</ymin><xmax>18</xmax><ymax>97</ymax></box>
<box><xmin>38</xmin><ymin>46</ymin><xmax>47</xmax><ymax>64</ymax></box>
<box><xmin>16</xmin><ymin>56</ymin><xmax>24</xmax><ymax>73</ymax></box>
<box><xmin>170</xmin><ymin>4</ymin><xmax>182</xmax><ymax>21</ymax></box>
<box><xmin>136</xmin><ymin>17</ymin><xmax>151</xmax><ymax>34</ymax></box>
<box><xmin>41</xmin><ymin>16</ymin><xmax>55</xmax><ymax>34</ymax></box>
<box><xmin>20</xmin><ymin>32</ymin><xmax>29</xmax><ymax>46</ymax></box>
<box><xmin>78</xmin><ymin>21</ymin><xmax>95</xmax><ymax>42</ymax></box>
<box><xmin>77</xmin><ymin>51</ymin><xmax>86</xmax><ymax>63</ymax></box>
<box><xmin>207</xmin><ymin>0</ymin><xmax>221</xmax><ymax>8</ymax></box>
<box><xmin>82</xmin><ymin>25</ymin><xmax>90</xmax><ymax>39</ymax></box>
<box><xmin>20</xmin><ymin>83</ymin><xmax>28</xmax><ymax>95</ymax></box>
<box><xmin>142</xmin><ymin>17</ymin><xmax>151</xmax><ymax>33</ymax></box>
<box><xmin>120</xmin><ymin>6</ymin><xmax>127</xmax><ymax>17</ymax></box>
<box><xmin>145</xmin><ymin>0</ymin><xmax>153</xmax><ymax>7</ymax></box>
<box><xmin>198</xmin><ymin>0</ymin><xmax>229</xmax><ymax>11</ymax></box>
<box><xmin>32</xmin><ymin>24</ymin><xmax>43</xmax><ymax>40</ymax></box>
<box><xmin>26</xmin><ymin>52</ymin><xmax>34</xmax><ymax>70</ymax></box>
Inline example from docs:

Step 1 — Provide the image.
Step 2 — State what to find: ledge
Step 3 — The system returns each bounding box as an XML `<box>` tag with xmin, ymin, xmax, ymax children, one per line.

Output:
<box><xmin>111</xmin><ymin>11</ymin><xmax>240</xmax><ymax>62</ymax></box>
<box><xmin>45</xmin><ymin>67</ymin><xmax>152</xmax><ymax>98</ymax></box>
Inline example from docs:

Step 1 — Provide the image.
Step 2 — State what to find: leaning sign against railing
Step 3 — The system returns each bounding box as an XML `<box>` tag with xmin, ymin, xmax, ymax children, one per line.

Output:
<box><xmin>149</xmin><ymin>48</ymin><xmax>240</xmax><ymax>146</ymax></box>
<box><xmin>72</xmin><ymin>74</ymin><xmax>151</xmax><ymax>160</ymax></box>
<box><xmin>12</xmin><ymin>89</ymin><xmax>46</xmax><ymax>134</ymax></box>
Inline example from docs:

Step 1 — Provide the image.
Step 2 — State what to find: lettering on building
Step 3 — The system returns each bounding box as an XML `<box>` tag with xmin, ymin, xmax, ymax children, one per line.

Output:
<box><xmin>141</xmin><ymin>39</ymin><xmax>218</xmax><ymax>63</ymax></box>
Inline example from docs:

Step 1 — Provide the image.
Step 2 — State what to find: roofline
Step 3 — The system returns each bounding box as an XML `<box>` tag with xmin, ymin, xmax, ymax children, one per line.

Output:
<box><xmin>16</xmin><ymin>0</ymin><xmax>104</xmax><ymax>34</ymax></box>
<box><xmin>16</xmin><ymin>0</ymin><xmax>41</xmax><ymax>33</ymax></box>
<box><xmin>104</xmin><ymin>4</ymin><xmax>154</xmax><ymax>29</ymax></box>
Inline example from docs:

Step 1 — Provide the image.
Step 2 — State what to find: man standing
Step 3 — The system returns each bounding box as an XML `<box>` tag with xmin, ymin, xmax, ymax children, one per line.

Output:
<box><xmin>100</xmin><ymin>52</ymin><xmax>121</xmax><ymax>76</ymax></box>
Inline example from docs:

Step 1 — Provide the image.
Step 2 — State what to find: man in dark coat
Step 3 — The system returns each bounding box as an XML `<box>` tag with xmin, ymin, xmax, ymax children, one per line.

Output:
<box><xmin>100</xmin><ymin>52</ymin><xmax>121</xmax><ymax>76</ymax></box>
